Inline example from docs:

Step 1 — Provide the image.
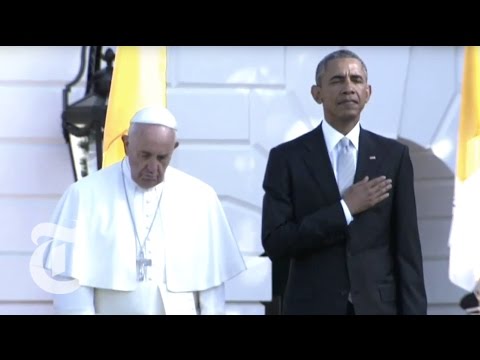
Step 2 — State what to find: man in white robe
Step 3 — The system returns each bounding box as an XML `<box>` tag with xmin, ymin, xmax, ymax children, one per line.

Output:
<box><xmin>43</xmin><ymin>106</ymin><xmax>247</xmax><ymax>315</ymax></box>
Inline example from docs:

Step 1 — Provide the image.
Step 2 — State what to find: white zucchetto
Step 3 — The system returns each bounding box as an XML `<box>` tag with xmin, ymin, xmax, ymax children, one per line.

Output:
<box><xmin>131</xmin><ymin>106</ymin><xmax>177</xmax><ymax>130</ymax></box>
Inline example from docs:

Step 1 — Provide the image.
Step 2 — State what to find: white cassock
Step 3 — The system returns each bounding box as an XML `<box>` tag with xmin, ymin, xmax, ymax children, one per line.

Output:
<box><xmin>43</xmin><ymin>159</ymin><xmax>247</xmax><ymax>315</ymax></box>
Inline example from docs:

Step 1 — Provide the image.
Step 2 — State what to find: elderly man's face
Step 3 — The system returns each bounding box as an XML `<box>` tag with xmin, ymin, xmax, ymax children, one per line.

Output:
<box><xmin>123</xmin><ymin>124</ymin><xmax>178</xmax><ymax>189</ymax></box>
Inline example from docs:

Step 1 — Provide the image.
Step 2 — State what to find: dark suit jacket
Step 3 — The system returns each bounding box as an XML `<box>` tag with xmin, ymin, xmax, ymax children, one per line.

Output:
<box><xmin>261</xmin><ymin>124</ymin><xmax>428</xmax><ymax>315</ymax></box>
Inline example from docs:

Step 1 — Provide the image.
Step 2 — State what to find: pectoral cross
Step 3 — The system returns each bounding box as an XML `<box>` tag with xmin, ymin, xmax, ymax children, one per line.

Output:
<box><xmin>137</xmin><ymin>251</ymin><xmax>152</xmax><ymax>282</ymax></box>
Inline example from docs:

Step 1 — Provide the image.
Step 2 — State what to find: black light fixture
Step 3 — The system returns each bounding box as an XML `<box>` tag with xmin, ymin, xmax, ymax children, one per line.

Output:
<box><xmin>62</xmin><ymin>46</ymin><xmax>115</xmax><ymax>181</ymax></box>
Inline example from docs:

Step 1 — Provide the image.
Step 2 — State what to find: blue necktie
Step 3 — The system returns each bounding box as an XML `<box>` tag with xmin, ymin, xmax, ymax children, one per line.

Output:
<box><xmin>337</xmin><ymin>137</ymin><xmax>355</xmax><ymax>196</ymax></box>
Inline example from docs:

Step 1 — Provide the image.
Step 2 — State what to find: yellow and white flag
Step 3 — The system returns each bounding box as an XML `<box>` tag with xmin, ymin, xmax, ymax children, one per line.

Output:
<box><xmin>448</xmin><ymin>46</ymin><xmax>480</xmax><ymax>291</ymax></box>
<box><xmin>102</xmin><ymin>46</ymin><xmax>168</xmax><ymax>168</ymax></box>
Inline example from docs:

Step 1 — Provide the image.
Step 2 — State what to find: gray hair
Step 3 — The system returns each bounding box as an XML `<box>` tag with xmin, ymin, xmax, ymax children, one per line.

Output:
<box><xmin>315</xmin><ymin>49</ymin><xmax>368</xmax><ymax>85</ymax></box>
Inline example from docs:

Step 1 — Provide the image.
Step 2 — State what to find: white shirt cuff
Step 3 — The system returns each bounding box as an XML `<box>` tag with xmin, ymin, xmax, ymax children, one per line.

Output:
<box><xmin>340</xmin><ymin>199</ymin><xmax>353</xmax><ymax>225</ymax></box>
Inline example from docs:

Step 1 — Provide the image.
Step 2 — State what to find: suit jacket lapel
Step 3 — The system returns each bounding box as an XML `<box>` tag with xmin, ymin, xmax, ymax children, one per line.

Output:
<box><xmin>302</xmin><ymin>125</ymin><xmax>341</xmax><ymax>203</ymax></box>
<box><xmin>355</xmin><ymin>128</ymin><xmax>382</xmax><ymax>183</ymax></box>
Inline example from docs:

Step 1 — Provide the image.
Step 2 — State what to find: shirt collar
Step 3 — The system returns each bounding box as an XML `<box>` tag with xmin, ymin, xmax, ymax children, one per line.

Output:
<box><xmin>321</xmin><ymin>119</ymin><xmax>360</xmax><ymax>152</ymax></box>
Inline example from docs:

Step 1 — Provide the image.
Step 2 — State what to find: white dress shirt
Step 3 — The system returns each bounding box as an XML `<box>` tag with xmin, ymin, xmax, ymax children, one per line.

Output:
<box><xmin>321</xmin><ymin>120</ymin><xmax>360</xmax><ymax>225</ymax></box>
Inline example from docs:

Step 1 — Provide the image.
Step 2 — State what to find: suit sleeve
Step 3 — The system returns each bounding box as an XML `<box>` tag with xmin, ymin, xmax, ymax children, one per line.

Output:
<box><xmin>393</xmin><ymin>146</ymin><xmax>428</xmax><ymax>315</ymax></box>
<box><xmin>262</xmin><ymin>146</ymin><xmax>348</xmax><ymax>260</ymax></box>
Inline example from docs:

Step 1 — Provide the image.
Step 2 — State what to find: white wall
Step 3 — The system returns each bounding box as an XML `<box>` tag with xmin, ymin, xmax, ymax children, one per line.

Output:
<box><xmin>0</xmin><ymin>46</ymin><xmax>84</xmax><ymax>314</ymax></box>
<box><xmin>0</xmin><ymin>46</ymin><xmax>469</xmax><ymax>315</ymax></box>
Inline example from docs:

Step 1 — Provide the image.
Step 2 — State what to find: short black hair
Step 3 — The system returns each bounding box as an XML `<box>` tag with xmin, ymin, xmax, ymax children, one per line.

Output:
<box><xmin>315</xmin><ymin>49</ymin><xmax>368</xmax><ymax>85</ymax></box>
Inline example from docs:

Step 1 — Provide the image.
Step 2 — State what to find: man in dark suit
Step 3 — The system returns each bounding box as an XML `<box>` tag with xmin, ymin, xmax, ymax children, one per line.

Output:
<box><xmin>261</xmin><ymin>49</ymin><xmax>427</xmax><ymax>315</ymax></box>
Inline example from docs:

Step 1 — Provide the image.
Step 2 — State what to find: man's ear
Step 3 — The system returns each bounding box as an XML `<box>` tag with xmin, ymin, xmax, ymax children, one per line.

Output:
<box><xmin>366</xmin><ymin>84</ymin><xmax>372</xmax><ymax>103</ymax></box>
<box><xmin>121</xmin><ymin>134</ymin><xmax>129</xmax><ymax>154</ymax></box>
<box><xmin>311</xmin><ymin>85</ymin><xmax>322</xmax><ymax>105</ymax></box>
<box><xmin>174</xmin><ymin>141</ymin><xmax>179</xmax><ymax>150</ymax></box>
